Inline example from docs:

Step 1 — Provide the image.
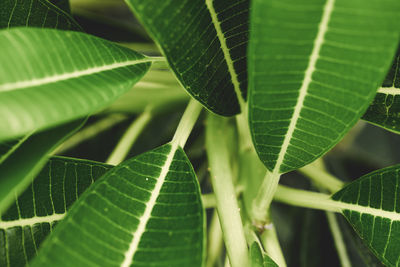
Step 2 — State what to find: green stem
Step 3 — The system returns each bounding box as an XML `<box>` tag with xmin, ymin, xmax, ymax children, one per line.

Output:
<box><xmin>201</xmin><ymin>193</ymin><xmax>216</xmax><ymax>209</ymax></box>
<box><xmin>260</xmin><ymin>224</ymin><xmax>287</xmax><ymax>267</ymax></box>
<box><xmin>206</xmin><ymin>211</ymin><xmax>224</xmax><ymax>267</ymax></box>
<box><xmin>171</xmin><ymin>100</ymin><xmax>202</xmax><ymax>148</ymax></box>
<box><xmin>106</xmin><ymin>110</ymin><xmax>152</xmax><ymax>165</ymax></box>
<box><xmin>251</xmin><ymin>171</ymin><xmax>281</xmax><ymax>225</ymax></box>
<box><xmin>299</xmin><ymin>159</ymin><xmax>344</xmax><ymax>193</ymax></box>
<box><xmin>274</xmin><ymin>185</ymin><xmax>340</xmax><ymax>212</ymax></box>
<box><xmin>55</xmin><ymin>114</ymin><xmax>127</xmax><ymax>154</ymax></box>
<box><xmin>206</xmin><ymin>113</ymin><xmax>249</xmax><ymax>267</ymax></box>
<box><xmin>325</xmin><ymin>212</ymin><xmax>351</xmax><ymax>267</ymax></box>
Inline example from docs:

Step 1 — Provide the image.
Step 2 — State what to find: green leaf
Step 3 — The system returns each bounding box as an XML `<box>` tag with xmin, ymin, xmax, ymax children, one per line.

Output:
<box><xmin>0</xmin><ymin>156</ymin><xmax>111</xmax><ymax>267</ymax></box>
<box><xmin>32</xmin><ymin>143</ymin><xmax>205</xmax><ymax>267</ymax></box>
<box><xmin>48</xmin><ymin>0</ymin><xmax>71</xmax><ymax>13</ymax></box>
<box><xmin>250</xmin><ymin>242</ymin><xmax>278</xmax><ymax>267</ymax></box>
<box><xmin>332</xmin><ymin>165</ymin><xmax>400</xmax><ymax>266</ymax></box>
<box><xmin>0</xmin><ymin>27</ymin><xmax>152</xmax><ymax>141</ymax></box>
<box><xmin>1</xmin><ymin>0</ymin><xmax>80</xmax><ymax>30</ymax></box>
<box><xmin>362</xmin><ymin>47</ymin><xmax>400</xmax><ymax>134</ymax></box>
<box><xmin>0</xmin><ymin>120</ymin><xmax>84</xmax><ymax>215</ymax></box>
<box><xmin>248</xmin><ymin>0</ymin><xmax>400</xmax><ymax>173</ymax></box>
<box><xmin>125</xmin><ymin>0</ymin><xmax>249</xmax><ymax>116</ymax></box>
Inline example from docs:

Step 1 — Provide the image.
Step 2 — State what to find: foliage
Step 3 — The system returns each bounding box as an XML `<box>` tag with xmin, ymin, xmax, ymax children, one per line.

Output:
<box><xmin>1</xmin><ymin>0</ymin><xmax>400</xmax><ymax>266</ymax></box>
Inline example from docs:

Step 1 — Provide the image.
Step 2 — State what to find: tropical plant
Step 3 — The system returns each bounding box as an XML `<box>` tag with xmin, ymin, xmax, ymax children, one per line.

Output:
<box><xmin>1</xmin><ymin>0</ymin><xmax>400</xmax><ymax>266</ymax></box>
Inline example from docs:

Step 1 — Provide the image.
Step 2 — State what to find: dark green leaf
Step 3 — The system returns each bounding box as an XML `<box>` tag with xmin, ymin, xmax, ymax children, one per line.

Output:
<box><xmin>1</xmin><ymin>0</ymin><xmax>80</xmax><ymax>30</ymax></box>
<box><xmin>249</xmin><ymin>0</ymin><xmax>400</xmax><ymax>173</ymax></box>
<box><xmin>363</xmin><ymin>47</ymin><xmax>400</xmax><ymax>134</ymax></box>
<box><xmin>0</xmin><ymin>156</ymin><xmax>111</xmax><ymax>267</ymax></box>
<box><xmin>0</xmin><ymin>120</ymin><xmax>84</xmax><ymax>215</ymax></box>
<box><xmin>332</xmin><ymin>165</ymin><xmax>400</xmax><ymax>266</ymax></box>
<box><xmin>125</xmin><ymin>0</ymin><xmax>249</xmax><ymax>115</ymax></box>
<box><xmin>48</xmin><ymin>0</ymin><xmax>71</xmax><ymax>13</ymax></box>
<box><xmin>32</xmin><ymin>144</ymin><xmax>205</xmax><ymax>267</ymax></box>
<box><xmin>0</xmin><ymin>27</ymin><xmax>152</xmax><ymax>141</ymax></box>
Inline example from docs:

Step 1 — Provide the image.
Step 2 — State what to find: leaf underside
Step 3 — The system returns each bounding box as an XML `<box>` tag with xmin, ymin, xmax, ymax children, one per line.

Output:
<box><xmin>362</xmin><ymin>47</ymin><xmax>400</xmax><ymax>134</ymax></box>
<box><xmin>249</xmin><ymin>0</ymin><xmax>400</xmax><ymax>173</ymax></box>
<box><xmin>1</xmin><ymin>0</ymin><xmax>80</xmax><ymax>30</ymax></box>
<box><xmin>0</xmin><ymin>27</ymin><xmax>151</xmax><ymax>141</ymax></box>
<box><xmin>0</xmin><ymin>156</ymin><xmax>112</xmax><ymax>267</ymax></box>
<box><xmin>32</xmin><ymin>144</ymin><xmax>204</xmax><ymax>267</ymax></box>
<box><xmin>332</xmin><ymin>165</ymin><xmax>400</xmax><ymax>266</ymax></box>
<box><xmin>125</xmin><ymin>0</ymin><xmax>249</xmax><ymax>115</ymax></box>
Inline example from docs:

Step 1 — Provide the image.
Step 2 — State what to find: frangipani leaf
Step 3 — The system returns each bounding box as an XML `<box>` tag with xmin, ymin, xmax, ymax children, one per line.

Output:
<box><xmin>249</xmin><ymin>0</ymin><xmax>400</xmax><ymax>173</ymax></box>
<box><xmin>125</xmin><ymin>0</ymin><xmax>249</xmax><ymax>115</ymax></box>
<box><xmin>0</xmin><ymin>156</ymin><xmax>111</xmax><ymax>267</ymax></box>
<box><xmin>1</xmin><ymin>0</ymin><xmax>80</xmax><ymax>30</ymax></box>
<box><xmin>332</xmin><ymin>165</ymin><xmax>400</xmax><ymax>266</ymax></box>
<box><xmin>0</xmin><ymin>120</ymin><xmax>84</xmax><ymax>215</ymax></box>
<box><xmin>363</xmin><ymin>47</ymin><xmax>400</xmax><ymax>134</ymax></box>
<box><xmin>250</xmin><ymin>242</ymin><xmax>278</xmax><ymax>267</ymax></box>
<box><xmin>49</xmin><ymin>0</ymin><xmax>71</xmax><ymax>13</ymax></box>
<box><xmin>32</xmin><ymin>143</ymin><xmax>204</xmax><ymax>267</ymax></box>
<box><xmin>0</xmin><ymin>27</ymin><xmax>152</xmax><ymax>141</ymax></box>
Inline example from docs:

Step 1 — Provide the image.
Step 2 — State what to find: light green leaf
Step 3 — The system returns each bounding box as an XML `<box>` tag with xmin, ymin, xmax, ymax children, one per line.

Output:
<box><xmin>0</xmin><ymin>120</ymin><xmax>84</xmax><ymax>215</ymax></box>
<box><xmin>125</xmin><ymin>0</ymin><xmax>249</xmax><ymax>116</ymax></box>
<box><xmin>1</xmin><ymin>0</ymin><xmax>80</xmax><ymax>30</ymax></box>
<box><xmin>0</xmin><ymin>27</ymin><xmax>152</xmax><ymax>141</ymax></box>
<box><xmin>32</xmin><ymin>143</ymin><xmax>205</xmax><ymax>267</ymax></box>
<box><xmin>250</xmin><ymin>242</ymin><xmax>278</xmax><ymax>267</ymax></box>
<box><xmin>0</xmin><ymin>156</ymin><xmax>111</xmax><ymax>267</ymax></box>
<box><xmin>248</xmin><ymin>0</ymin><xmax>400</xmax><ymax>174</ymax></box>
<box><xmin>362</xmin><ymin>47</ymin><xmax>400</xmax><ymax>134</ymax></box>
<box><xmin>332</xmin><ymin>165</ymin><xmax>400</xmax><ymax>266</ymax></box>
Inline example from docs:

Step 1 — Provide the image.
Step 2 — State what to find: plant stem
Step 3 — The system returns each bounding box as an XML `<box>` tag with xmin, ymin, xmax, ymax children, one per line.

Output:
<box><xmin>299</xmin><ymin>159</ymin><xmax>344</xmax><ymax>193</ymax></box>
<box><xmin>201</xmin><ymin>193</ymin><xmax>216</xmax><ymax>209</ymax></box>
<box><xmin>274</xmin><ymin>185</ymin><xmax>340</xmax><ymax>212</ymax></box>
<box><xmin>55</xmin><ymin>114</ymin><xmax>127</xmax><ymax>154</ymax></box>
<box><xmin>106</xmin><ymin>110</ymin><xmax>152</xmax><ymax>165</ymax></box>
<box><xmin>171</xmin><ymin>100</ymin><xmax>202</xmax><ymax>148</ymax></box>
<box><xmin>260</xmin><ymin>224</ymin><xmax>287</xmax><ymax>267</ymax></box>
<box><xmin>206</xmin><ymin>211</ymin><xmax>224</xmax><ymax>267</ymax></box>
<box><xmin>325</xmin><ymin>212</ymin><xmax>351</xmax><ymax>267</ymax></box>
<box><xmin>206</xmin><ymin>113</ymin><xmax>249</xmax><ymax>267</ymax></box>
<box><xmin>251</xmin><ymin>170</ymin><xmax>281</xmax><ymax>225</ymax></box>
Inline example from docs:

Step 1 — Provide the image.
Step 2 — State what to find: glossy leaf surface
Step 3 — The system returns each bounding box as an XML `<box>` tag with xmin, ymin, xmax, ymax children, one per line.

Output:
<box><xmin>0</xmin><ymin>156</ymin><xmax>111</xmax><ymax>267</ymax></box>
<box><xmin>0</xmin><ymin>120</ymin><xmax>84</xmax><ymax>215</ymax></box>
<box><xmin>32</xmin><ymin>144</ymin><xmax>204</xmax><ymax>267</ymax></box>
<box><xmin>1</xmin><ymin>0</ymin><xmax>80</xmax><ymax>30</ymax></box>
<box><xmin>332</xmin><ymin>165</ymin><xmax>400</xmax><ymax>266</ymax></box>
<box><xmin>125</xmin><ymin>0</ymin><xmax>249</xmax><ymax>115</ymax></box>
<box><xmin>363</xmin><ymin>48</ymin><xmax>400</xmax><ymax>134</ymax></box>
<box><xmin>0</xmin><ymin>27</ymin><xmax>151</xmax><ymax>141</ymax></box>
<box><xmin>249</xmin><ymin>0</ymin><xmax>400</xmax><ymax>173</ymax></box>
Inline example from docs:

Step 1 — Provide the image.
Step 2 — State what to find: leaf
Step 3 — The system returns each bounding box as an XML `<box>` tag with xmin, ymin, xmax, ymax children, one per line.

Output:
<box><xmin>0</xmin><ymin>156</ymin><xmax>112</xmax><ymax>267</ymax></box>
<box><xmin>362</xmin><ymin>47</ymin><xmax>400</xmax><ymax>134</ymax></box>
<box><xmin>248</xmin><ymin>0</ymin><xmax>400</xmax><ymax>174</ymax></box>
<box><xmin>250</xmin><ymin>242</ymin><xmax>278</xmax><ymax>267</ymax></box>
<box><xmin>48</xmin><ymin>0</ymin><xmax>71</xmax><ymax>13</ymax></box>
<box><xmin>32</xmin><ymin>143</ymin><xmax>205</xmax><ymax>267</ymax></box>
<box><xmin>0</xmin><ymin>27</ymin><xmax>152</xmax><ymax>141</ymax></box>
<box><xmin>0</xmin><ymin>120</ymin><xmax>84</xmax><ymax>215</ymax></box>
<box><xmin>331</xmin><ymin>165</ymin><xmax>400</xmax><ymax>266</ymax></box>
<box><xmin>1</xmin><ymin>0</ymin><xmax>80</xmax><ymax>30</ymax></box>
<box><xmin>125</xmin><ymin>0</ymin><xmax>249</xmax><ymax>116</ymax></box>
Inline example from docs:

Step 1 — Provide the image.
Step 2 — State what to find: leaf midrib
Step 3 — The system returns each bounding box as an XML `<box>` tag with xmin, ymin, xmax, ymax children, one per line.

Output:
<box><xmin>0</xmin><ymin>58</ymin><xmax>153</xmax><ymax>92</ymax></box>
<box><xmin>272</xmin><ymin>0</ymin><xmax>335</xmax><ymax>174</ymax></box>
<box><xmin>0</xmin><ymin>213</ymin><xmax>65</xmax><ymax>229</ymax></box>
<box><xmin>205</xmin><ymin>0</ymin><xmax>246</xmax><ymax>111</ymax></box>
